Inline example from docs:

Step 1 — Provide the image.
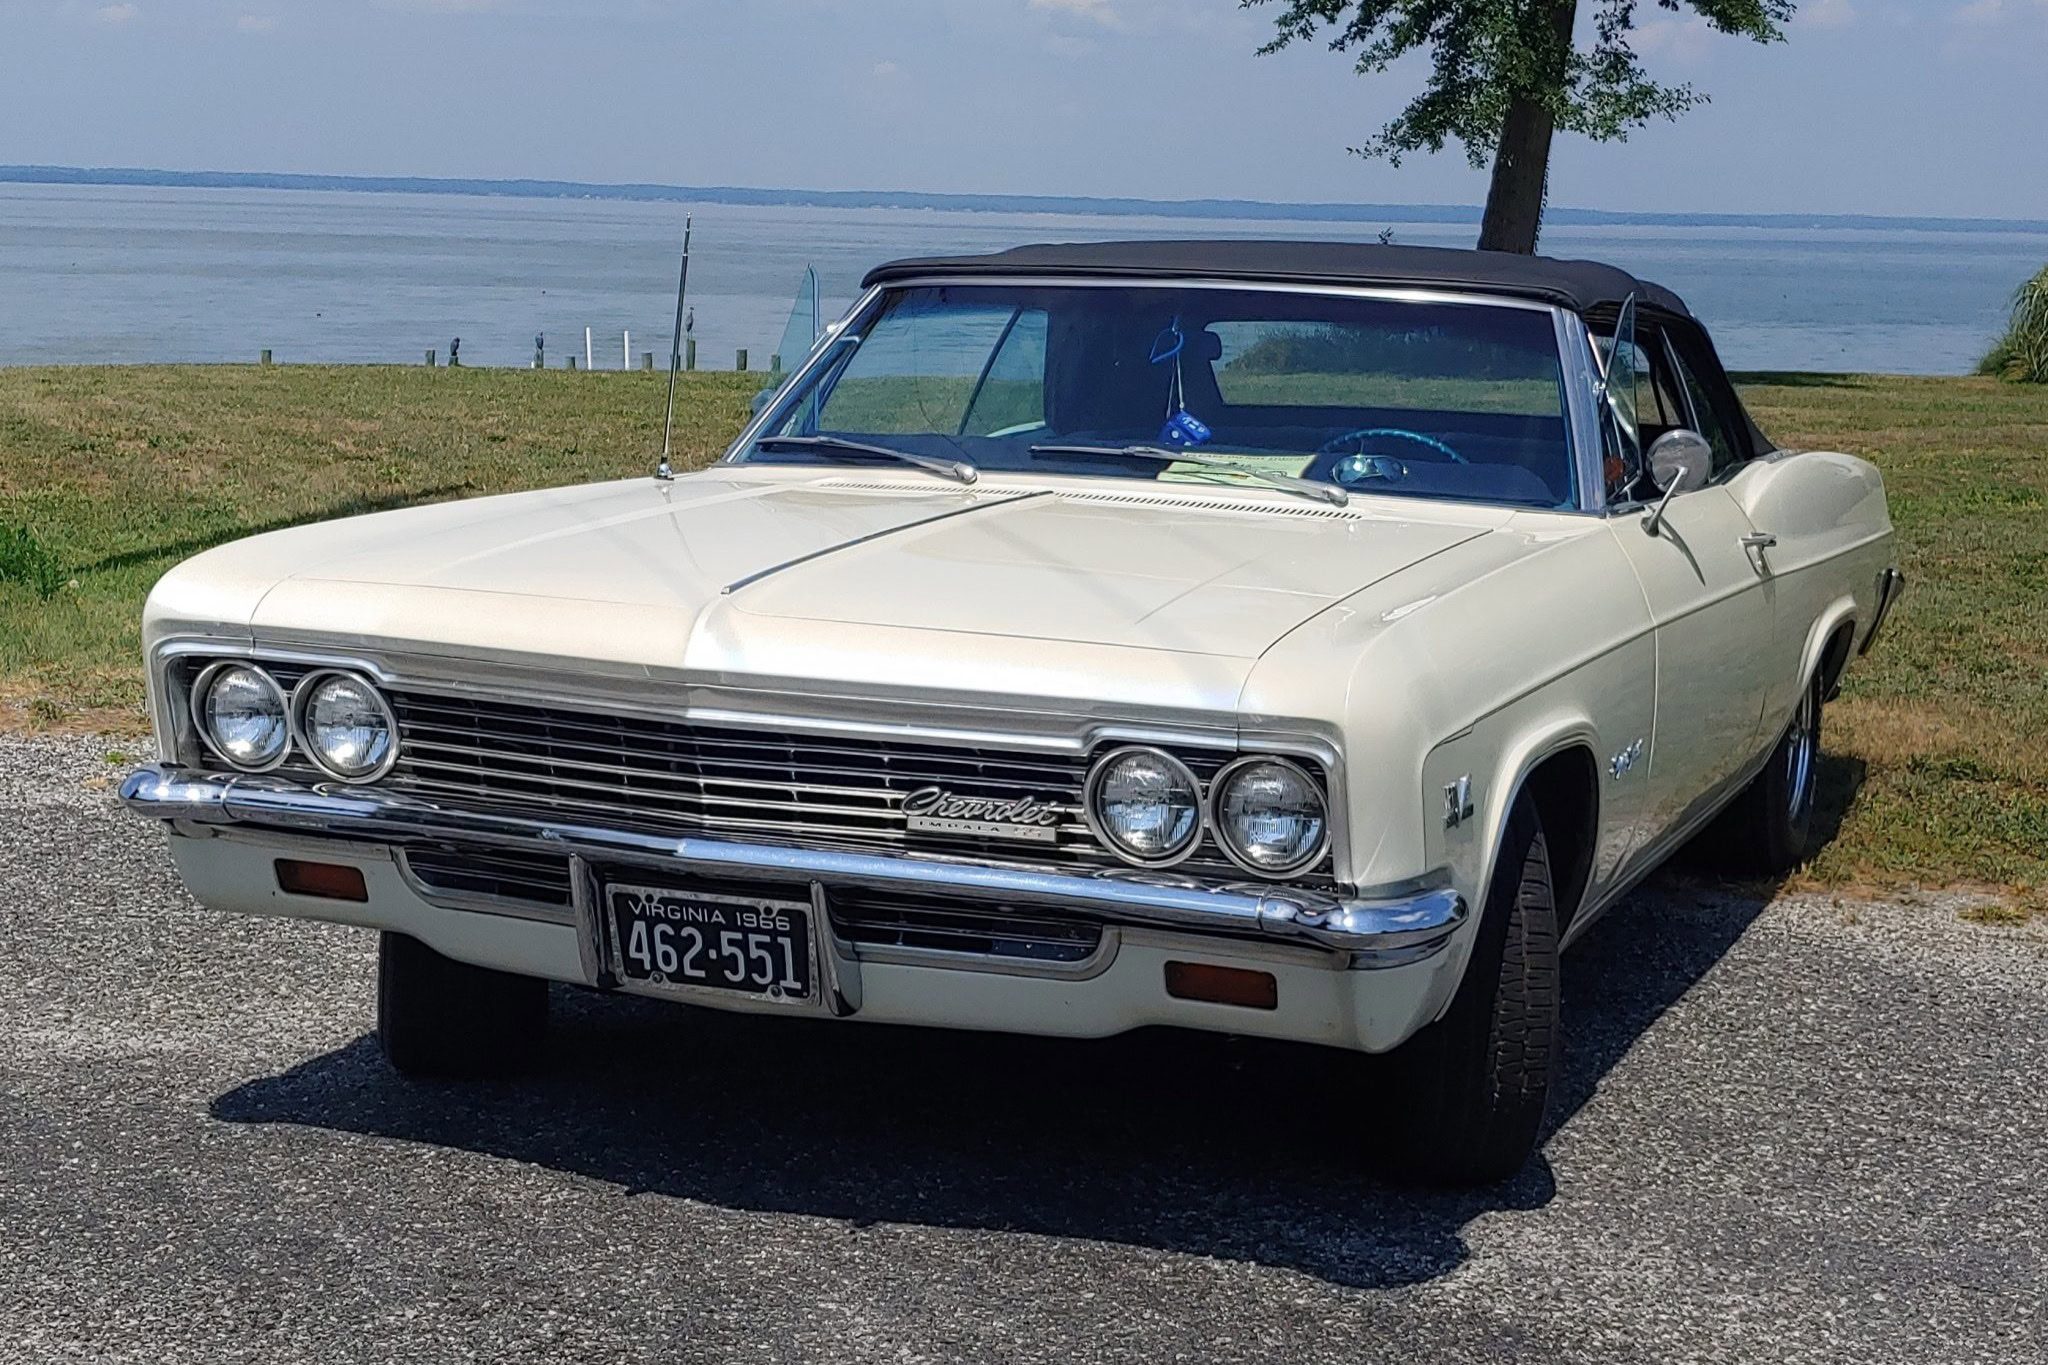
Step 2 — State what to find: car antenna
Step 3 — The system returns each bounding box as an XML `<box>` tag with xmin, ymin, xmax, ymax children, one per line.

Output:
<box><xmin>655</xmin><ymin>214</ymin><xmax>693</xmax><ymax>481</ymax></box>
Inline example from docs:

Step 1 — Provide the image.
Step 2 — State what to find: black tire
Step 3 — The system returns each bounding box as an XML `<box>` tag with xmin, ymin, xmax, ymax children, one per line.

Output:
<box><xmin>1382</xmin><ymin>796</ymin><xmax>1560</xmax><ymax>1187</ymax></box>
<box><xmin>1699</xmin><ymin>671</ymin><xmax>1823</xmax><ymax>877</ymax></box>
<box><xmin>376</xmin><ymin>931</ymin><xmax>548</xmax><ymax>1079</ymax></box>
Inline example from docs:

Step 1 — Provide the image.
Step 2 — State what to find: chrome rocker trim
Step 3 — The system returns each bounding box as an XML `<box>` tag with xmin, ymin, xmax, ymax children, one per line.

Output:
<box><xmin>121</xmin><ymin>764</ymin><xmax>1465</xmax><ymax>967</ymax></box>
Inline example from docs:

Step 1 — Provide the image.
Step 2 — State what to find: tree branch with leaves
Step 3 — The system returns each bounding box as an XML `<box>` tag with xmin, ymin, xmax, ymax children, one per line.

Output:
<box><xmin>1246</xmin><ymin>1</ymin><xmax>1796</xmax><ymax>253</ymax></box>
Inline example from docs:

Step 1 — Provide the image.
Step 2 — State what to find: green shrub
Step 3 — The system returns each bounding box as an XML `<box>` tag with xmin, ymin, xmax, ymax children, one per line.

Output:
<box><xmin>1980</xmin><ymin>265</ymin><xmax>2048</xmax><ymax>383</ymax></box>
<box><xmin>0</xmin><ymin>524</ymin><xmax>67</xmax><ymax>598</ymax></box>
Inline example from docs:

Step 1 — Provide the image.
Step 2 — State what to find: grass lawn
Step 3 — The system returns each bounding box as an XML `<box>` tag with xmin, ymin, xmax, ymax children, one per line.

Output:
<box><xmin>2</xmin><ymin>364</ymin><xmax>2043</xmax><ymax>904</ymax></box>
<box><xmin>0</xmin><ymin>364</ymin><xmax>758</xmax><ymax>723</ymax></box>
<box><xmin>1733</xmin><ymin>373</ymin><xmax>2048</xmax><ymax>910</ymax></box>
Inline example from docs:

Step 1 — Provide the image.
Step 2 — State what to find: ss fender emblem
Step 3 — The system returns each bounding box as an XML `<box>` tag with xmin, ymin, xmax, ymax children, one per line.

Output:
<box><xmin>1610</xmin><ymin>738</ymin><xmax>1646</xmax><ymax>780</ymax></box>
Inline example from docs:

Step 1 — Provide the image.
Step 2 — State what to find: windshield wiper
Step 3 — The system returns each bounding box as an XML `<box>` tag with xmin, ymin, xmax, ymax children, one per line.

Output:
<box><xmin>1029</xmin><ymin>443</ymin><xmax>1347</xmax><ymax>507</ymax></box>
<box><xmin>755</xmin><ymin>435</ymin><xmax>977</xmax><ymax>486</ymax></box>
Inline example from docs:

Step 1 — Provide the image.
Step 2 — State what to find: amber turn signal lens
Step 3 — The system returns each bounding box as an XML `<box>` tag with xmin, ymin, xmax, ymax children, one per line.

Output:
<box><xmin>274</xmin><ymin>859</ymin><xmax>368</xmax><ymax>902</ymax></box>
<box><xmin>1163</xmin><ymin>960</ymin><xmax>1278</xmax><ymax>1011</ymax></box>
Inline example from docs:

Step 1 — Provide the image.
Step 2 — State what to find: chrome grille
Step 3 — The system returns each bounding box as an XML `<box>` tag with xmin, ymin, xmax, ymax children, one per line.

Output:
<box><xmin>166</xmin><ymin>656</ymin><xmax>1332</xmax><ymax>886</ymax></box>
<box><xmin>374</xmin><ymin>691</ymin><xmax>1330</xmax><ymax>885</ymax></box>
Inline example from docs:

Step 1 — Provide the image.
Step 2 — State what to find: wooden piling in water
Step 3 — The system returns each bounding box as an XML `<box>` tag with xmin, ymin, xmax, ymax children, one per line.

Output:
<box><xmin>685</xmin><ymin>339</ymin><xmax>697</xmax><ymax>371</ymax></box>
<box><xmin>736</xmin><ymin>349</ymin><xmax>749</xmax><ymax>372</ymax></box>
<box><xmin>260</xmin><ymin>350</ymin><xmax>273</xmax><ymax>366</ymax></box>
<box><xmin>425</xmin><ymin>350</ymin><xmax>436</xmax><ymax>367</ymax></box>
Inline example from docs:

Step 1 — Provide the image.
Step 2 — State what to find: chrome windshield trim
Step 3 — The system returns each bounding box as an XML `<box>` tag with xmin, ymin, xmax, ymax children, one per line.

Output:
<box><xmin>825</xmin><ymin>273</ymin><xmax>1564</xmax><ymax>313</ymax></box>
<box><xmin>1556</xmin><ymin>310</ymin><xmax>1611</xmax><ymax>513</ymax></box>
<box><xmin>122</xmin><ymin>764</ymin><xmax>1461</xmax><ymax>964</ymax></box>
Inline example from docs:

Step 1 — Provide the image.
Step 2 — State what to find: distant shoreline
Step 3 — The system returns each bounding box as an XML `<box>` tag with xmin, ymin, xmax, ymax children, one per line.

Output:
<box><xmin>6</xmin><ymin>164</ymin><xmax>2046</xmax><ymax>237</ymax></box>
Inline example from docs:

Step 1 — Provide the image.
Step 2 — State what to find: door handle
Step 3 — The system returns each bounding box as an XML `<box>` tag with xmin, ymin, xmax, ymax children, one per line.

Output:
<box><xmin>1741</xmin><ymin>532</ymin><xmax>1778</xmax><ymax>574</ymax></box>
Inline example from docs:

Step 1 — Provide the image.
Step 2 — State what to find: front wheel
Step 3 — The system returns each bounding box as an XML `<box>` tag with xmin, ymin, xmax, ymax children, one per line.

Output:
<box><xmin>377</xmin><ymin>932</ymin><xmax>548</xmax><ymax>1078</ymax></box>
<box><xmin>1699</xmin><ymin>672</ymin><xmax>1823</xmax><ymax>877</ymax></box>
<box><xmin>1380</xmin><ymin>796</ymin><xmax>1560</xmax><ymax>1187</ymax></box>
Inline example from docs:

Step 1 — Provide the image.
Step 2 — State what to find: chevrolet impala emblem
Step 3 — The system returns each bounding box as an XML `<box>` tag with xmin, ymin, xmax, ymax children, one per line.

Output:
<box><xmin>903</xmin><ymin>786</ymin><xmax>1063</xmax><ymax>844</ymax></box>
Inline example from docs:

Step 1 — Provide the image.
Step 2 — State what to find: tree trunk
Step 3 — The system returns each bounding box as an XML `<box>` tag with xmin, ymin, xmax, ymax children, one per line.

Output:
<box><xmin>1477</xmin><ymin>97</ymin><xmax>1556</xmax><ymax>255</ymax></box>
<box><xmin>1477</xmin><ymin>0</ymin><xmax>1578</xmax><ymax>255</ymax></box>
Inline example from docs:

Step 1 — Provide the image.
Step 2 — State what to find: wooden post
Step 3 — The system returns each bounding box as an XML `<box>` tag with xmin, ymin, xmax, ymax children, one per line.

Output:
<box><xmin>736</xmin><ymin>348</ymin><xmax>748</xmax><ymax>372</ymax></box>
<box><xmin>770</xmin><ymin>354</ymin><xmax>782</xmax><ymax>374</ymax></box>
<box><xmin>260</xmin><ymin>349</ymin><xmax>273</xmax><ymax>366</ymax></box>
<box><xmin>685</xmin><ymin>338</ymin><xmax>697</xmax><ymax>371</ymax></box>
<box><xmin>425</xmin><ymin>350</ymin><xmax>436</xmax><ymax>367</ymax></box>
<box><xmin>567</xmin><ymin>355</ymin><xmax>578</xmax><ymax>372</ymax></box>
<box><xmin>642</xmin><ymin>353</ymin><xmax>654</xmax><ymax>371</ymax></box>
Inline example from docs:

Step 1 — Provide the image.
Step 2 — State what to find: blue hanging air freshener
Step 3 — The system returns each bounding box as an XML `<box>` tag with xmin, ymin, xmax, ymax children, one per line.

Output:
<box><xmin>1159</xmin><ymin>410</ymin><xmax>1213</xmax><ymax>446</ymax></box>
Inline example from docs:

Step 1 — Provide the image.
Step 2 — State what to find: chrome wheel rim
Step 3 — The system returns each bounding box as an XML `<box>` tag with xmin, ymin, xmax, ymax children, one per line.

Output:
<box><xmin>1784</xmin><ymin>685</ymin><xmax>1818</xmax><ymax>821</ymax></box>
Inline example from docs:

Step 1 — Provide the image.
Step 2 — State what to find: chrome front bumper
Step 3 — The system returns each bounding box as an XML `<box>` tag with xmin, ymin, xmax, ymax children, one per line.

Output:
<box><xmin>119</xmin><ymin>764</ymin><xmax>1466</xmax><ymax>966</ymax></box>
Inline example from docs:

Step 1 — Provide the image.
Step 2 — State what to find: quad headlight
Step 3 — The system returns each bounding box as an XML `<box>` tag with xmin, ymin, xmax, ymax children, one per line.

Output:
<box><xmin>1212</xmin><ymin>757</ymin><xmax>1328</xmax><ymax>876</ymax></box>
<box><xmin>1085</xmin><ymin>746</ymin><xmax>1203</xmax><ymax>866</ymax></box>
<box><xmin>192</xmin><ymin>663</ymin><xmax>291</xmax><ymax>771</ymax></box>
<box><xmin>296</xmin><ymin>671</ymin><xmax>398</xmax><ymax>781</ymax></box>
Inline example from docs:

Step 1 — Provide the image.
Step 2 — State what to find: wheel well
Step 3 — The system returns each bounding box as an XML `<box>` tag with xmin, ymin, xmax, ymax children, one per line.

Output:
<box><xmin>1818</xmin><ymin>620</ymin><xmax>1857</xmax><ymax>701</ymax></box>
<box><xmin>1524</xmin><ymin>747</ymin><xmax>1599</xmax><ymax>931</ymax></box>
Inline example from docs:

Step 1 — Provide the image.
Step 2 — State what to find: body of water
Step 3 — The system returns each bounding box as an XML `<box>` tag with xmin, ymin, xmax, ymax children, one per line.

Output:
<box><xmin>2</xmin><ymin>183</ymin><xmax>2042</xmax><ymax>374</ymax></box>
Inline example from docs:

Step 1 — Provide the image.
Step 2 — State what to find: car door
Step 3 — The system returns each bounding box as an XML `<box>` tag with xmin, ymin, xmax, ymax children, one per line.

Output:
<box><xmin>1603</xmin><ymin>314</ymin><xmax>1773</xmax><ymax>847</ymax></box>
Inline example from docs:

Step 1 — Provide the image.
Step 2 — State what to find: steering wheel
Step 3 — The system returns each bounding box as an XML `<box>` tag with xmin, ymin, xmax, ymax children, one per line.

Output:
<box><xmin>1314</xmin><ymin>427</ymin><xmax>1466</xmax><ymax>464</ymax></box>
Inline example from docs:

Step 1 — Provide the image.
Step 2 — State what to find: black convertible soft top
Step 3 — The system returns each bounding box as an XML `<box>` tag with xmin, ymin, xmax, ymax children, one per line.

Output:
<box><xmin>863</xmin><ymin>240</ymin><xmax>1692</xmax><ymax>319</ymax></box>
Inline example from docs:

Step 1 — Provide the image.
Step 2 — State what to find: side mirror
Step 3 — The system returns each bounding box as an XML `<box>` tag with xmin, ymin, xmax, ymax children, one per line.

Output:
<box><xmin>1642</xmin><ymin>429</ymin><xmax>1713</xmax><ymax>536</ymax></box>
<box><xmin>750</xmin><ymin>385</ymin><xmax>780</xmax><ymax>416</ymax></box>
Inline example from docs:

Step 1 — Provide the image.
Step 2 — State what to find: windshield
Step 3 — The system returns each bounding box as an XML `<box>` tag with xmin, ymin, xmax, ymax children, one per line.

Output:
<box><xmin>737</xmin><ymin>283</ymin><xmax>1578</xmax><ymax>510</ymax></box>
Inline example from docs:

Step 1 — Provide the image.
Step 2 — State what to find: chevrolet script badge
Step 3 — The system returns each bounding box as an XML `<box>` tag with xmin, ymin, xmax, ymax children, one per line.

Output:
<box><xmin>902</xmin><ymin>786</ymin><xmax>1063</xmax><ymax>844</ymax></box>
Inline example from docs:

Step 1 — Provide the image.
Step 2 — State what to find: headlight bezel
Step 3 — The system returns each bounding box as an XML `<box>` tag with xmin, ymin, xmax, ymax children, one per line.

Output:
<box><xmin>188</xmin><ymin>660</ymin><xmax>293</xmax><ymax>773</ymax></box>
<box><xmin>1210</xmin><ymin>754</ymin><xmax>1331</xmax><ymax>878</ymax></box>
<box><xmin>1082</xmin><ymin>744</ymin><xmax>1206</xmax><ymax>869</ymax></box>
<box><xmin>292</xmin><ymin>668</ymin><xmax>401</xmax><ymax>783</ymax></box>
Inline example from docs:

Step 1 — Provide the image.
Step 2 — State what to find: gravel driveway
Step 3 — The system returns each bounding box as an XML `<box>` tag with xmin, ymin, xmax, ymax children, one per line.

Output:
<box><xmin>2</xmin><ymin>732</ymin><xmax>2043</xmax><ymax>1364</ymax></box>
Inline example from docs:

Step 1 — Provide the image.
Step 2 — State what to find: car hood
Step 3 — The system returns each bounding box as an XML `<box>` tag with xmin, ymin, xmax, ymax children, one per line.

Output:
<box><xmin>149</xmin><ymin>471</ymin><xmax>1507</xmax><ymax>714</ymax></box>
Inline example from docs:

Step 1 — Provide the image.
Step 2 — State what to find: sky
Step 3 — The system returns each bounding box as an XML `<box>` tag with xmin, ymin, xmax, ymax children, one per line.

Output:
<box><xmin>3</xmin><ymin>0</ymin><xmax>2046</xmax><ymax>220</ymax></box>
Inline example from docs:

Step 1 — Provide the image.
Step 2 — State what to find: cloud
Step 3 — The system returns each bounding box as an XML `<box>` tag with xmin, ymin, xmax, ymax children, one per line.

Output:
<box><xmin>1633</xmin><ymin>14</ymin><xmax>1714</xmax><ymax>63</ymax></box>
<box><xmin>93</xmin><ymin>3</ymin><xmax>139</xmax><ymax>23</ymax></box>
<box><xmin>374</xmin><ymin>0</ymin><xmax>507</xmax><ymax>13</ymax></box>
<box><xmin>1803</xmin><ymin>0</ymin><xmax>1857</xmax><ymax>28</ymax></box>
<box><xmin>1951</xmin><ymin>0</ymin><xmax>2048</xmax><ymax>23</ymax></box>
<box><xmin>1030</xmin><ymin>0</ymin><xmax>1122</xmax><ymax>30</ymax></box>
<box><xmin>236</xmin><ymin>13</ymin><xmax>277</xmax><ymax>31</ymax></box>
<box><xmin>1943</xmin><ymin>0</ymin><xmax>2048</xmax><ymax>52</ymax></box>
<box><xmin>871</xmin><ymin>60</ymin><xmax>901</xmax><ymax>78</ymax></box>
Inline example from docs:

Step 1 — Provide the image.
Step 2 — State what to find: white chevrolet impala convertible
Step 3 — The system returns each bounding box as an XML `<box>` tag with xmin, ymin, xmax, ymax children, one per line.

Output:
<box><xmin>124</xmin><ymin>242</ymin><xmax>1903</xmax><ymax>1184</ymax></box>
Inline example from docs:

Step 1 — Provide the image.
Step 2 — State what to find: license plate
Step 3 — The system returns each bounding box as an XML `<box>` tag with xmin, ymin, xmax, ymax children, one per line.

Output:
<box><xmin>604</xmin><ymin>882</ymin><xmax>813</xmax><ymax>1004</ymax></box>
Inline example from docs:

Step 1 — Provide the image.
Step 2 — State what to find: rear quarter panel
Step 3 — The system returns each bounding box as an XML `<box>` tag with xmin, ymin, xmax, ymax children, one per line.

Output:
<box><xmin>1726</xmin><ymin>450</ymin><xmax>1896</xmax><ymax>728</ymax></box>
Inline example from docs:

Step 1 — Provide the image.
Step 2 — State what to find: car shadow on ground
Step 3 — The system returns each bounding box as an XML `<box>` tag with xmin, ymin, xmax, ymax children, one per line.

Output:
<box><xmin>208</xmin><ymin>849</ymin><xmax>1819</xmax><ymax>1290</ymax></box>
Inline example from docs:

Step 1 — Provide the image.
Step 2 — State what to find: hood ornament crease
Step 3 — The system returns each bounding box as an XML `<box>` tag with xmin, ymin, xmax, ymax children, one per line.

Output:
<box><xmin>720</xmin><ymin>490</ymin><xmax>1054</xmax><ymax>597</ymax></box>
